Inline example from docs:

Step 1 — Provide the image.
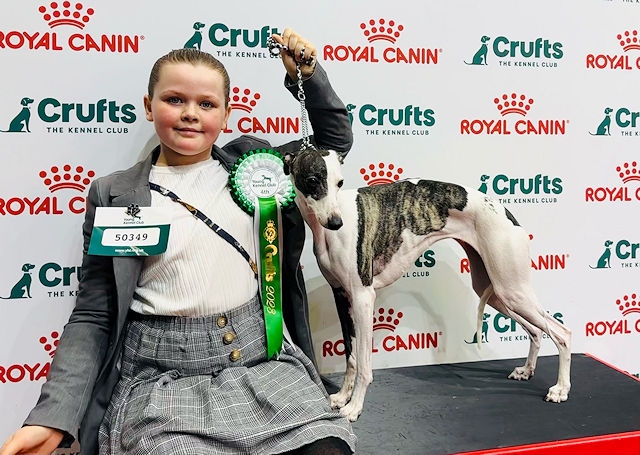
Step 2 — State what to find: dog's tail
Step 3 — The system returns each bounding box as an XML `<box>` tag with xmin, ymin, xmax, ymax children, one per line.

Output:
<box><xmin>475</xmin><ymin>285</ymin><xmax>494</xmax><ymax>350</ymax></box>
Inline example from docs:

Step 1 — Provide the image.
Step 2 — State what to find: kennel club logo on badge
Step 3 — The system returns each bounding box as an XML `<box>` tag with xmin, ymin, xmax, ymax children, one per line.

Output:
<box><xmin>0</xmin><ymin>332</ymin><xmax>59</xmax><ymax>384</ymax></box>
<box><xmin>460</xmin><ymin>93</ymin><xmax>568</xmax><ymax>135</ymax></box>
<box><xmin>586</xmin><ymin>29</ymin><xmax>640</xmax><ymax>70</ymax></box>
<box><xmin>0</xmin><ymin>3</ymin><xmax>142</xmax><ymax>53</ymax></box>
<box><xmin>589</xmin><ymin>106</ymin><xmax>640</xmax><ymax>137</ymax></box>
<box><xmin>585</xmin><ymin>161</ymin><xmax>640</xmax><ymax>203</ymax></box>
<box><xmin>0</xmin><ymin>96</ymin><xmax>136</xmax><ymax>135</ymax></box>
<box><xmin>0</xmin><ymin>164</ymin><xmax>92</xmax><ymax>216</ymax></box>
<box><xmin>221</xmin><ymin>86</ymin><xmax>298</xmax><ymax>135</ymax></box>
<box><xmin>323</xmin><ymin>18</ymin><xmax>441</xmax><ymax>65</ymax></box>
<box><xmin>322</xmin><ymin>306</ymin><xmax>441</xmax><ymax>358</ymax></box>
<box><xmin>183</xmin><ymin>21</ymin><xmax>280</xmax><ymax>59</ymax></box>
<box><xmin>585</xmin><ymin>293</ymin><xmax>640</xmax><ymax>337</ymax></box>
<box><xmin>464</xmin><ymin>34</ymin><xmax>563</xmax><ymax>68</ymax></box>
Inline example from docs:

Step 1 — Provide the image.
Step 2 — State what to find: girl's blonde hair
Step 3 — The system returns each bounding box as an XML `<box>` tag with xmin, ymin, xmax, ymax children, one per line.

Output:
<box><xmin>147</xmin><ymin>48</ymin><xmax>230</xmax><ymax>106</ymax></box>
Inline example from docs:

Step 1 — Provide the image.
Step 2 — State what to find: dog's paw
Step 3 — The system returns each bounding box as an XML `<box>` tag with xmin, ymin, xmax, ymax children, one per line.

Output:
<box><xmin>339</xmin><ymin>402</ymin><xmax>363</xmax><ymax>422</ymax></box>
<box><xmin>508</xmin><ymin>366</ymin><xmax>534</xmax><ymax>381</ymax></box>
<box><xmin>329</xmin><ymin>391</ymin><xmax>350</xmax><ymax>409</ymax></box>
<box><xmin>545</xmin><ymin>384</ymin><xmax>569</xmax><ymax>403</ymax></box>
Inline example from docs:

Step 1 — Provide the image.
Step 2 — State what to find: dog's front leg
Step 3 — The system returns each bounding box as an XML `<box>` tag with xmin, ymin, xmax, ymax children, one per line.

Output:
<box><xmin>337</xmin><ymin>286</ymin><xmax>375</xmax><ymax>422</ymax></box>
<box><xmin>329</xmin><ymin>286</ymin><xmax>357</xmax><ymax>410</ymax></box>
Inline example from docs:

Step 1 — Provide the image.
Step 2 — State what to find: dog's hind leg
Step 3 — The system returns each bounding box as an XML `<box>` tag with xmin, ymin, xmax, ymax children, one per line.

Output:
<box><xmin>336</xmin><ymin>286</ymin><xmax>375</xmax><ymax>422</ymax></box>
<box><xmin>329</xmin><ymin>286</ymin><xmax>357</xmax><ymax>410</ymax></box>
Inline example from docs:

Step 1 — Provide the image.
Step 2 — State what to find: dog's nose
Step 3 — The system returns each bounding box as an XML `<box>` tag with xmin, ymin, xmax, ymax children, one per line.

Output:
<box><xmin>326</xmin><ymin>215</ymin><xmax>343</xmax><ymax>230</ymax></box>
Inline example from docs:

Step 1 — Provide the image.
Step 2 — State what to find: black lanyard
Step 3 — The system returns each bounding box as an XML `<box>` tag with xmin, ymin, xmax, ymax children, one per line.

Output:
<box><xmin>149</xmin><ymin>182</ymin><xmax>258</xmax><ymax>278</ymax></box>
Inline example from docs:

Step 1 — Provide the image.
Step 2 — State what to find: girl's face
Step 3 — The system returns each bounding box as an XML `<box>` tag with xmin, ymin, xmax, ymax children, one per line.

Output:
<box><xmin>144</xmin><ymin>62</ymin><xmax>231</xmax><ymax>166</ymax></box>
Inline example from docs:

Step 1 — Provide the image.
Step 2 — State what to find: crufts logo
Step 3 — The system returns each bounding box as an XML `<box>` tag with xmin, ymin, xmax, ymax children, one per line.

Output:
<box><xmin>585</xmin><ymin>161</ymin><xmax>640</xmax><ymax>202</ymax></box>
<box><xmin>586</xmin><ymin>29</ymin><xmax>640</xmax><ymax>70</ymax></box>
<box><xmin>585</xmin><ymin>293</ymin><xmax>640</xmax><ymax>336</ymax></box>
<box><xmin>323</xmin><ymin>18</ymin><xmax>441</xmax><ymax>65</ymax></box>
<box><xmin>460</xmin><ymin>92</ymin><xmax>568</xmax><ymax>135</ymax></box>
<box><xmin>477</xmin><ymin>172</ymin><xmax>563</xmax><ymax>205</ymax></box>
<box><xmin>0</xmin><ymin>332</ymin><xmax>59</xmax><ymax>383</ymax></box>
<box><xmin>182</xmin><ymin>21</ymin><xmax>280</xmax><ymax>59</ymax></box>
<box><xmin>464</xmin><ymin>34</ymin><xmax>563</xmax><ymax>68</ymax></box>
<box><xmin>589</xmin><ymin>106</ymin><xmax>640</xmax><ymax>136</ymax></box>
<box><xmin>222</xmin><ymin>86</ymin><xmax>298</xmax><ymax>135</ymax></box>
<box><xmin>322</xmin><ymin>306</ymin><xmax>441</xmax><ymax>357</ymax></box>
<box><xmin>465</xmin><ymin>311</ymin><xmax>564</xmax><ymax>345</ymax></box>
<box><xmin>0</xmin><ymin>164</ymin><xmax>93</xmax><ymax>216</ymax></box>
<box><xmin>0</xmin><ymin>261</ymin><xmax>82</xmax><ymax>299</ymax></box>
<box><xmin>590</xmin><ymin>237</ymin><xmax>640</xmax><ymax>269</ymax></box>
<box><xmin>0</xmin><ymin>2</ymin><xmax>142</xmax><ymax>52</ymax></box>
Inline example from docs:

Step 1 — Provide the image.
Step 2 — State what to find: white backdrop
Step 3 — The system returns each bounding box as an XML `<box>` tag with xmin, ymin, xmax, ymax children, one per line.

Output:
<box><xmin>1</xmin><ymin>1</ymin><xmax>639</xmax><ymax>451</ymax></box>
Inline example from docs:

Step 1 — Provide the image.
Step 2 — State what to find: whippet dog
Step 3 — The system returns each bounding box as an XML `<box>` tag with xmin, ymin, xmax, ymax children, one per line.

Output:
<box><xmin>283</xmin><ymin>148</ymin><xmax>572</xmax><ymax>422</ymax></box>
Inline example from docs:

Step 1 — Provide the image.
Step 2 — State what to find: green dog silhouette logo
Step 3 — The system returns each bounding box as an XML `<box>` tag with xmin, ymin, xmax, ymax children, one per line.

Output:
<box><xmin>1</xmin><ymin>263</ymin><xmax>36</xmax><ymax>299</ymax></box>
<box><xmin>1</xmin><ymin>97</ymin><xmax>35</xmax><ymax>133</ymax></box>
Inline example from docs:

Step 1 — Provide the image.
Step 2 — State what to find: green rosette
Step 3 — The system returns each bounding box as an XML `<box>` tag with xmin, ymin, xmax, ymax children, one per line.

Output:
<box><xmin>228</xmin><ymin>149</ymin><xmax>294</xmax><ymax>359</ymax></box>
<box><xmin>228</xmin><ymin>148</ymin><xmax>295</xmax><ymax>215</ymax></box>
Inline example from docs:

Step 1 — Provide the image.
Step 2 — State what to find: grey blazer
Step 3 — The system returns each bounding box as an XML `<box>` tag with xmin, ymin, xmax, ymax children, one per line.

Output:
<box><xmin>24</xmin><ymin>64</ymin><xmax>352</xmax><ymax>455</ymax></box>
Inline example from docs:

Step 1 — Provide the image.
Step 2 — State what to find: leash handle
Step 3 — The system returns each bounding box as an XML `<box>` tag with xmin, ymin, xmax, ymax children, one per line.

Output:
<box><xmin>267</xmin><ymin>36</ymin><xmax>316</xmax><ymax>152</ymax></box>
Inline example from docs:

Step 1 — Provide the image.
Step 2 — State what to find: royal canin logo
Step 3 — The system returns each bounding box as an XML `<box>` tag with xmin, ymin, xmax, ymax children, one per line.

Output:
<box><xmin>585</xmin><ymin>161</ymin><xmax>640</xmax><ymax>203</ymax></box>
<box><xmin>323</xmin><ymin>18</ymin><xmax>441</xmax><ymax>65</ymax></box>
<box><xmin>0</xmin><ymin>2</ymin><xmax>142</xmax><ymax>53</ymax></box>
<box><xmin>460</xmin><ymin>93</ymin><xmax>568</xmax><ymax>135</ymax></box>
<box><xmin>461</xmin><ymin>234</ymin><xmax>568</xmax><ymax>272</ymax></box>
<box><xmin>223</xmin><ymin>86</ymin><xmax>298</xmax><ymax>135</ymax></box>
<box><xmin>0</xmin><ymin>165</ymin><xmax>92</xmax><ymax>216</ymax></box>
<box><xmin>0</xmin><ymin>332</ymin><xmax>59</xmax><ymax>384</ymax></box>
<box><xmin>586</xmin><ymin>29</ymin><xmax>640</xmax><ymax>70</ymax></box>
<box><xmin>585</xmin><ymin>293</ymin><xmax>640</xmax><ymax>337</ymax></box>
<box><xmin>360</xmin><ymin>162</ymin><xmax>404</xmax><ymax>185</ymax></box>
<box><xmin>322</xmin><ymin>306</ymin><xmax>441</xmax><ymax>357</ymax></box>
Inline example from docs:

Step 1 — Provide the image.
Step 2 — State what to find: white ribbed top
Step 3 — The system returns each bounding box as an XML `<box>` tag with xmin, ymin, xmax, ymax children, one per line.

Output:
<box><xmin>130</xmin><ymin>157</ymin><xmax>258</xmax><ymax>316</ymax></box>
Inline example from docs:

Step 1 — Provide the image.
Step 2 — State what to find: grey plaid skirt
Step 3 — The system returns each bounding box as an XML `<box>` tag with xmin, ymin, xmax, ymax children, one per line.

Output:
<box><xmin>98</xmin><ymin>296</ymin><xmax>356</xmax><ymax>454</ymax></box>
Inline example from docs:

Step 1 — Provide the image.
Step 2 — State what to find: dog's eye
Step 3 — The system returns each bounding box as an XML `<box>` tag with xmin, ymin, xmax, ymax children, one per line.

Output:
<box><xmin>306</xmin><ymin>176</ymin><xmax>318</xmax><ymax>186</ymax></box>
<box><xmin>337</xmin><ymin>180</ymin><xmax>344</xmax><ymax>188</ymax></box>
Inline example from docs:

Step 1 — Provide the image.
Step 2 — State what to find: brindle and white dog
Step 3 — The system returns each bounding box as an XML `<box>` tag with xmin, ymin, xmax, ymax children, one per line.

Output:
<box><xmin>283</xmin><ymin>148</ymin><xmax>572</xmax><ymax>422</ymax></box>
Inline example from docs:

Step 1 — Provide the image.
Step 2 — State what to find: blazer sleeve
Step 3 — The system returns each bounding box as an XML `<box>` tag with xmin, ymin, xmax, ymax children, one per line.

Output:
<box><xmin>23</xmin><ymin>179</ymin><xmax>116</xmax><ymax>442</ymax></box>
<box><xmin>279</xmin><ymin>63</ymin><xmax>353</xmax><ymax>157</ymax></box>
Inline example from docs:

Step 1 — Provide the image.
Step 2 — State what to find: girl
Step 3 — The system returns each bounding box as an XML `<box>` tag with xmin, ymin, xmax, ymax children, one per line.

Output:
<box><xmin>0</xmin><ymin>29</ymin><xmax>356</xmax><ymax>455</ymax></box>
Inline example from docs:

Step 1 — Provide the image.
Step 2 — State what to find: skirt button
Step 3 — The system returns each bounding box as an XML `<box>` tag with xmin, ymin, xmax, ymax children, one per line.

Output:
<box><xmin>229</xmin><ymin>349</ymin><xmax>241</xmax><ymax>362</ymax></box>
<box><xmin>216</xmin><ymin>316</ymin><xmax>228</xmax><ymax>328</ymax></box>
<box><xmin>223</xmin><ymin>332</ymin><xmax>236</xmax><ymax>345</ymax></box>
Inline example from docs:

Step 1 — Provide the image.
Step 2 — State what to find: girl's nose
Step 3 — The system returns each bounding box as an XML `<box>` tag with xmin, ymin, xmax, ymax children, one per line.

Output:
<box><xmin>181</xmin><ymin>103</ymin><xmax>198</xmax><ymax>121</ymax></box>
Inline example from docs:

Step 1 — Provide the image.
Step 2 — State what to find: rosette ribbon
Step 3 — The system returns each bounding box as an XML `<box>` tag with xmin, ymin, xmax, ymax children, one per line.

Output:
<box><xmin>229</xmin><ymin>149</ymin><xmax>295</xmax><ymax>359</ymax></box>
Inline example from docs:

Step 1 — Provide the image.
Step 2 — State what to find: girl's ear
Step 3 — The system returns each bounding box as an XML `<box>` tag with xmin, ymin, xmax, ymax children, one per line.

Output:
<box><xmin>143</xmin><ymin>94</ymin><xmax>153</xmax><ymax>122</ymax></box>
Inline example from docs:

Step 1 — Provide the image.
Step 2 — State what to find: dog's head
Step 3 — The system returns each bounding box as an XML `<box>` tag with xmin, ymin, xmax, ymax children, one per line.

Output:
<box><xmin>481</xmin><ymin>35</ymin><xmax>490</xmax><ymax>43</ymax></box>
<box><xmin>193</xmin><ymin>22</ymin><xmax>205</xmax><ymax>31</ymax></box>
<box><xmin>604</xmin><ymin>107</ymin><xmax>613</xmax><ymax>115</ymax></box>
<box><xmin>20</xmin><ymin>97</ymin><xmax>34</xmax><ymax>107</ymax></box>
<box><xmin>21</xmin><ymin>263</ymin><xmax>36</xmax><ymax>273</ymax></box>
<box><xmin>284</xmin><ymin>149</ymin><xmax>345</xmax><ymax>230</ymax></box>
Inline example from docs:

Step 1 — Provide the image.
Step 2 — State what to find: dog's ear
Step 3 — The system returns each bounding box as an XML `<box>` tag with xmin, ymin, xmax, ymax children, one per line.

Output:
<box><xmin>282</xmin><ymin>152</ymin><xmax>295</xmax><ymax>175</ymax></box>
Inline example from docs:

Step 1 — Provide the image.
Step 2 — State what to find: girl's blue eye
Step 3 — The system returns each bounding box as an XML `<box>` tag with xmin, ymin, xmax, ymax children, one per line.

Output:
<box><xmin>167</xmin><ymin>96</ymin><xmax>181</xmax><ymax>104</ymax></box>
<box><xmin>201</xmin><ymin>101</ymin><xmax>214</xmax><ymax>109</ymax></box>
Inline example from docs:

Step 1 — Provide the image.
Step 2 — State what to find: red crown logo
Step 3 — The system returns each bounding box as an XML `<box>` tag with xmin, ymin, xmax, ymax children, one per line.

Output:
<box><xmin>615</xmin><ymin>293</ymin><xmax>640</xmax><ymax>316</ymax></box>
<box><xmin>494</xmin><ymin>93</ymin><xmax>534</xmax><ymax>116</ymax></box>
<box><xmin>39</xmin><ymin>331</ymin><xmax>60</xmax><ymax>358</ymax></box>
<box><xmin>38</xmin><ymin>2</ymin><xmax>94</xmax><ymax>29</ymax></box>
<box><xmin>373</xmin><ymin>307</ymin><xmax>403</xmax><ymax>331</ymax></box>
<box><xmin>360</xmin><ymin>19</ymin><xmax>404</xmax><ymax>43</ymax></box>
<box><xmin>360</xmin><ymin>162</ymin><xmax>403</xmax><ymax>186</ymax></box>
<box><xmin>617</xmin><ymin>30</ymin><xmax>640</xmax><ymax>52</ymax></box>
<box><xmin>616</xmin><ymin>161</ymin><xmax>640</xmax><ymax>183</ymax></box>
<box><xmin>230</xmin><ymin>87</ymin><xmax>261</xmax><ymax>113</ymax></box>
<box><xmin>39</xmin><ymin>165</ymin><xmax>95</xmax><ymax>192</ymax></box>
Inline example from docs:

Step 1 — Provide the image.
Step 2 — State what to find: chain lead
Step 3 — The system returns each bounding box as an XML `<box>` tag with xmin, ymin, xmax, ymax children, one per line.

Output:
<box><xmin>267</xmin><ymin>37</ymin><xmax>315</xmax><ymax>151</ymax></box>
